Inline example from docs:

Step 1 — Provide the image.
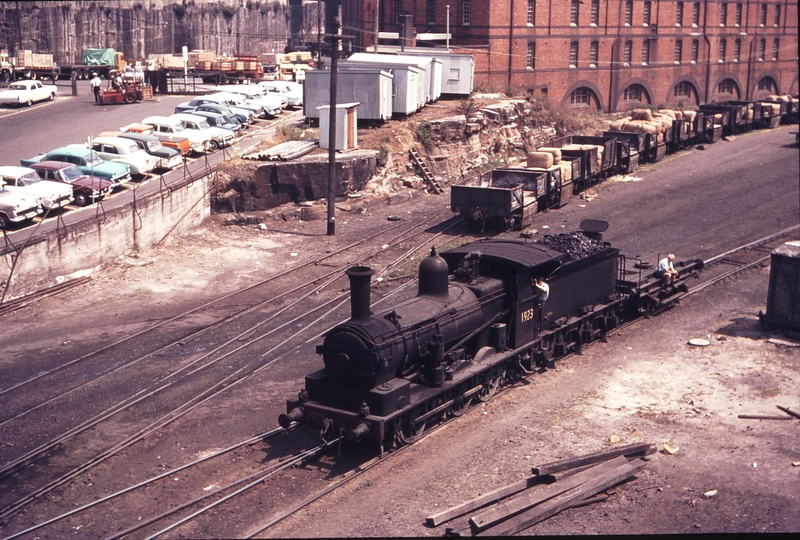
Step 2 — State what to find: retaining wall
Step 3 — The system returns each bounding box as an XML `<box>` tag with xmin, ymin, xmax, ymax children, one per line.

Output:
<box><xmin>0</xmin><ymin>175</ymin><xmax>210</xmax><ymax>300</ymax></box>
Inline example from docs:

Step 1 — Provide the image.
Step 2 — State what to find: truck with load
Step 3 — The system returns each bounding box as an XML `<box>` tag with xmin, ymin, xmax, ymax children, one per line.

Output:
<box><xmin>149</xmin><ymin>50</ymin><xmax>264</xmax><ymax>84</ymax></box>
<box><xmin>1</xmin><ymin>48</ymin><xmax>126</xmax><ymax>82</ymax></box>
<box><xmin>1</xmin><ymin>50</ymin><xmax>57</xmax><ymax>82</ymax></box>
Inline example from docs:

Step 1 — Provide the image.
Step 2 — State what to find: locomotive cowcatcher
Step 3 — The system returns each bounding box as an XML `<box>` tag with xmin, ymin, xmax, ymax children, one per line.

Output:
<box><xmin>280</xmin><ymin>227</ymin><xmax>702</xmax><ymax>453</ymax></box>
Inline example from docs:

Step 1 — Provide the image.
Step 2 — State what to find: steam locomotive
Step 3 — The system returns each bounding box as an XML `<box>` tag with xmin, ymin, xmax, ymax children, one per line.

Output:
<box><xmin>279</xmin><ymin>225</ymin><xmax>703</xmax><ymax>452</ymax></box>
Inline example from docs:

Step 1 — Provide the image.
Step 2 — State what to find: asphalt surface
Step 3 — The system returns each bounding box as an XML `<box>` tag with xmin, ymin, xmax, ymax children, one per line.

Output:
<box><xmin>0</xmin><ymin>78</ymin><xmax>300</xmax><ymax>239</ymax></box>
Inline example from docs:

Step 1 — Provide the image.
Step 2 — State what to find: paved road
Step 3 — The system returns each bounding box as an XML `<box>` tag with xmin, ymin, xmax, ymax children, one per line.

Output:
<box><xmin>0</xmin><ymin>79</ymin><xmax>302</xmax><ymax>241</ymax></box>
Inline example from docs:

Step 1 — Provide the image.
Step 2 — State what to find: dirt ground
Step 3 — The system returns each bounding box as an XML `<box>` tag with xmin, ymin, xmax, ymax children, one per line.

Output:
<box><xmin>25</xmin><ymin>196</ymin><xmax>799</xmax><ymax>537</ymax></box>
<box><xmin>4</xmin><ymin>99</ymin><xmax>798</xmax><ymax>537</ymax></box>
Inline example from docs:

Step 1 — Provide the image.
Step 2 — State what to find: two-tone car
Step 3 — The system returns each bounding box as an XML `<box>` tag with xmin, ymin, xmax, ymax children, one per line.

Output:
<box><xmin>0</xmin><ymin>185</ymin><xmax>42</xmax><ymax>229</ymax></box>
<box><xmin>114</xmin><ymin>131</ymin><xmax>183</xmax><ymax>170</ymax></box>
<box><xmin>192</xmin><ymin>103</ymin><xmax>249</xmax><ymax>130</ymax></box>
<box><xmin>30</xmin><ymin>161</ymin><xmax>112</xmax><ymax>206</ymax></box>
<box><xmin>190</xmin><ymin>110</ymin><xmax>243</xmax><ymax>136</ymax></box>
<box><xmin>21</xmin><ymin>146</ymin><xmax>131</xmax><ymax>190</ymax></box>
<box><xmin>0</xmin><ymin>165</ymin><xmax>73</xmax><ymax>210</ymax></box>
<box><xmin>0</xmin><ymin>79</ymin><xmax>57</xmax><ymax>107</ymax></box>
<box><xmin>141</xmin><ymin>116</ymin><xmax>210</xmax><ymax>155</ymax></box>
<box><xmin>88</xmin><ymin>136</ymin><xmax>157</xmax><ymax>176</ymax></box>
<box><xmin>120</xmin><ymin>123</ymin><xmax>193</xmax><ymax>157</ymax></box>
<box><xmin>170</xmin><ymin>113</ymin><xmax>235</xmax><ymax>151</ymax></box>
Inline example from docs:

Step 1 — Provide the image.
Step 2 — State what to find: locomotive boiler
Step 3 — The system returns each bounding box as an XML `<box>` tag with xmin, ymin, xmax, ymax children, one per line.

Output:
<box><xmin>280</xmin><ymin>231</ymin><xmax>702</xmax><ymax>451</ymax></box>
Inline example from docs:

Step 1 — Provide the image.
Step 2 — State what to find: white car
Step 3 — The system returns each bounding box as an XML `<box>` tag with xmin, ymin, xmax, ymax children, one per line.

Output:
<box><xmin>89</xmin><ymin>136</ymin><xmax>158</xmax><ymax>176</ymax></box>
<box><xmin>0</xmin><ymin>79</ymin><xmax>57</xmax><ymax>107</ymax></box>
<box><xmin>259</xmin><ymin>81</ymin><xmax>303</xmax><ymax>108</ymax></box>
<box><xmin>214</xmin><ymin>88</ymin><xmax>286</xmax><ymax>117</ymax></box>
<box><xmin>170</xmin><ymin>113</ymin><xmax>235</xmax><ymax>151</ymax></box>
<box><xmin>0</xmin><ymin>165</ymin><xmax>73</xmax><ymax>210</ymax></box>
<box><xmin>142</xmin><ymin>116</ymin><xmax>210</xmax><ymax>154</ymax></box>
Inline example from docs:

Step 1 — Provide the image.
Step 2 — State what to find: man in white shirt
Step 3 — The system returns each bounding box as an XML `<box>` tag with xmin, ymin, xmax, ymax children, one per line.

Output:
<box><xmin>90</xmin><ymin>73</ymin><xmax>102</xmax><ymax>103</ymax></box>
<box><xmin>535</xmin><ymin>278</ymin><xmax>549</xmax><ymax>308</ymax></box>
<box><xmin>655</xmin><ymin>254</ymin><xmax>678</xmax><ymax>285</ymax></box>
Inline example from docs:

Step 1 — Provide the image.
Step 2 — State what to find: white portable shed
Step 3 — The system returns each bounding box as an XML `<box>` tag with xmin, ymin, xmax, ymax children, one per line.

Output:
<box><xmin>376</xmin><ymin>47</ymin><xmax>475</xmax><ymax>97</ymax></box>
<box><xmin>304</xmin><ymin>69</ymin><xmax>393</xmax><ymax>123</ymax></box>
<box><xmin>339</xmin><ymin>60</ymin><xmax>423</xmax><ymax>115</ymax></box>
<box><xmin>346</xmin><ymin>53</ymin><xmax>442</xmax><ymax>104</ymax></box>
<box><xmin>318</xmin><ymin>103</ymin><xmax>359</xmax><ymax>150</ymax></box>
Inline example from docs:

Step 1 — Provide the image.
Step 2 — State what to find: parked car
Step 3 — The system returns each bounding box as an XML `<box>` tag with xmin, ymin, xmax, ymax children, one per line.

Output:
<box><xmin>0</xmin><ymin>79</ymin><xmax>57</xmax><ymax>107</ymax></box>
<box><xmin>120</xmin><ymin>123</ymin><xmax>192</xmax><ymax>156</ymax></box>
<box><xmin>21</xmin><ymin>146</ymin><xmax>131</xmax><ymax>189</ymax></box>
<box><xmin>175</xmin><ymin>96</ymin><xmax>256</xmax><ymax>124</ymax></box>
<box><xmin>190</xmin><ymin>110</ymin><xmax>242</xmax><ymax>136</ymax></box>
<box><xmin>88</xmin><ymin>136</ymin><xmax>157</xmax><ymax>176</ymax></box>
<box><xmin>214</xmin><ymin>85</ymin><xmax>288</xmax><ymax>115</ymax></box>
<box><xmin>0</xmin><ymin>165</ymin><xmax>73</xmax><ymax>210</ymax></box>
<box><xmin>214</xmin><ymin>89</ymin><xmax>284</xmax><ymax>117</ymax></box>
<box><xmin>0</xmin><ymin>185</ymin><xmax>42</xmax><ymax>228</ymax></box>
<box><xmin>141</xmin><ymin>116</ymin><xmax>210</xmax><ymax>154</ymax></box>
<box><xmin>259</xmin><ymin>80</ymin><xmax>303</xmax><ymax>108</ymax></box>
<box><xmin>192</xmin><ymin>102</ymin><xmax>252</xmax><ymax>127</ymax></box>
<box><xmin>170</xmin><ymin>113</ymin><xmax>235</xmax><ymax>151</ymax></box>
<box><xmin>30</xmin><ymin>161</ymin><xmax>112</xmax><ymax>206</ymax></box>
<box><xmin>115</xmin><ymin>132</ymin><xmax>183</xmax><ymax>170</ymax></box>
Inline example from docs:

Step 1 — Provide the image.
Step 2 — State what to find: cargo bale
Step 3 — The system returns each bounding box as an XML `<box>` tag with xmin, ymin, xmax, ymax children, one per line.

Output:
<box><xmin>537</xmin><ymin>147</ymin><xmax>562</xmax><ymax>164</ymax></box>
<box><xmin>559</xmin><ymin>160</ymin><xmax>573</xmax><ymax>181</ymax></box>
<box><xmin>527</xmin><ymin>152</ymin><xmax>553</xmax><ymax>168</ymax></box>
<box><xmin>631</xmin><ymin>109</ymin><xmax>654</xmax><ymax>122</ymax></box>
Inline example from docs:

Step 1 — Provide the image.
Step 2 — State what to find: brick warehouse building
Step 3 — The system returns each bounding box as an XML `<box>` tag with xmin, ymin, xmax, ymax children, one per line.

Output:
<box><xmin>342</xmin><ymin>0</ymin><xmax>798</xmax><ymax>113</ymax></box>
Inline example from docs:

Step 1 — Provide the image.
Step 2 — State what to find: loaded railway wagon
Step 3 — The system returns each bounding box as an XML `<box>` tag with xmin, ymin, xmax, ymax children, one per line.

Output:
<box><xmin>279</xmin><ymin>233</ymin><xmax>703</xmax><ymax>452</ymax></box>
<box><xmin>450</xmin><ymin>183</ymin><xmax>537</xmax><ymax>231</ymax></box>
<box><xmin>603</xmin><ymin>131</ymin><xmax>644</xmax><ymax>172</ymax></box>
<box><xmin>550</xmin><ymin>135</ymin><xmax>617</xmax><ymax>190</ymax></box>
<box><xmin>451</xmin><ymin>159</ymin><xmax>571</xmax><ymax>231</ymax></box>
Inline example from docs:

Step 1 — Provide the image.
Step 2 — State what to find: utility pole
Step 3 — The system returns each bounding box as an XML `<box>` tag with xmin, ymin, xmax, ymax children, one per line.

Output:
<box><xmin>374</xmin><ymin>0</ymin><xmax>379</xmax><ymax>53</ymax></box>
<box><xmin>326</xmin><ymin>17</ymin><xmax>341</xmax><ymax>236</ymax></box>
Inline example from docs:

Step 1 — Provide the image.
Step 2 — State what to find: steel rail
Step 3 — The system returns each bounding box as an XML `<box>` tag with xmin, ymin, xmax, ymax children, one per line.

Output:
<box><xmin>0</xmin><ymin>213</ymin><xmax>457</xmax><ymax>523</ymax></box>
<box><xmin>702</xmin><ymin>224</ymin><xmax>798</xmax><ymax>265</ymax></box>
<box><xmin>0</xmin><ymin>211</ymin><xmax>435</xmax><ymax>398</ymax></box>
<box><xmin>140</xmin><ymin>439</ymin><xmax>340</xmax><ymax>540</ymax></box>
<box><xmin>2</xmin><ymin>428</ymin><xmax>286</xmax><ymax>540</ymax></box>
<box><xmin>244</xmin><ymin>411</ymin><xmax>460</xmax><ymax>538</ymax></box>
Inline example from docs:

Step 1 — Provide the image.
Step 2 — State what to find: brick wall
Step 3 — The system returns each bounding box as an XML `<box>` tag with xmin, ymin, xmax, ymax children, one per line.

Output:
<box><xmin>346</xmin><ymin>0</ymin><xmax>798</xmax><ymax>112</ymax></box>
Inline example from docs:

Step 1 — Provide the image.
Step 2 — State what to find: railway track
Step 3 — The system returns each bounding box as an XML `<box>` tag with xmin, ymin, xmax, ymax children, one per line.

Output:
<box><xmin>1</xmin><ymin>225</ymin><xmax>794</xmax><ymax>539</ymax></box>
<box><xmin>0</xmin><ymin>208</ymin><xmax>466</xmax><ymax>535</ymax></box>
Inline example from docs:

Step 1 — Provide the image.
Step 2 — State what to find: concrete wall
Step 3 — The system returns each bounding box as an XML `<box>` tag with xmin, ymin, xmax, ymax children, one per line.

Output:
<box><xmin>0</xmin><ymin>0</ymin><xmax>292</xmax><ymax>67</ymax></box>
<box><xmin>0</xmin><ymin>174</ymin><xmax>211</xmax><ymax>300</ymax></box>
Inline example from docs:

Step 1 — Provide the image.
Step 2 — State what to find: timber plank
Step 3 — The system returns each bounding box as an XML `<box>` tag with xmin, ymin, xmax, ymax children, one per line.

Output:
<box><xmin>477</xmin><ymin>459</ymin><xmax>646</xmax><ymax>536</ymax></box>
<box><xmin>469</xmin><ymin>456</ymin><xmax>629</xmax><ymax>533</ymax></box>
<box><xmin>426</xmin><ymin>475</ymin><xmax>553</xmax><ymax>527</ymax></box>
<box><xmin>531</xmin><ymin>441</ymin><xmax>654</xmax><ymax>475</ymax></box>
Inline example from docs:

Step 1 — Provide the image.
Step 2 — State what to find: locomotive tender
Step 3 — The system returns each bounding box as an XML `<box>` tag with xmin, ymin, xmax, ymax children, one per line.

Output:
<box><xmin>280</xmin><ymin>229</ymin><xmax>702</xmax><ymax>452</ymax></box>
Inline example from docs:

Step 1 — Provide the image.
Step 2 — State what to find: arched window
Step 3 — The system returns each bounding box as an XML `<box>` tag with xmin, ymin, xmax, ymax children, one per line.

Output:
<box><xmin>623</xmin><ymin>83</ymin><xmax>649</xmax><ymax>104</ymax></box>
<box><xmin>569</xmin><ymin>87</ymin><xmax>594</xmax><ymax>106</ymax></box>
<box><xmin>674</xmin><ymin>81</ymin><xmax>694</xmax><ymax>98</ymax></box>
<box><xmin>757</xmin><ymin>76</ymin><xmax>777</xmax><ymax>93</ymax></box>
<box><xmin>717</xmin><ymin>79</ymin><xmax>739</xmax><ymax>99</ymax></box>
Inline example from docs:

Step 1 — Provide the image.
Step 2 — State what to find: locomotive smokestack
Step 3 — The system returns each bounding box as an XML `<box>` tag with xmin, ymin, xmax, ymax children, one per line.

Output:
<box><xmin>346</xmin><ymin>266</ymin><xmax>375</xmax><ymax>321</ymax></box>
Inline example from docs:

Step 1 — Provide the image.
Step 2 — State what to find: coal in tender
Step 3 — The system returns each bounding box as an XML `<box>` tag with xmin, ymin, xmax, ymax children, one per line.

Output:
<box><xmin>536</xmin><ymin>232</ymin><xmax>607</xmax><ymax>261</ymax></box>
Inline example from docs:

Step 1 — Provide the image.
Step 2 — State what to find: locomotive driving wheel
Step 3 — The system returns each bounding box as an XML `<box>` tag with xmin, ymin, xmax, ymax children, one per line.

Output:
<box><xmin>451</xmin><ymin>389</ymin><xmax>475</xmax><ymax>417</ymax></box>
<box><xmin>394</xmin><ymin>414</ymin><xmax>427</xmax><ymax>445</ymax></box>
<box><xmin>478</xmin><ymin>365</ymin><xmax>506</xmax><ymax>402</ymax></box>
